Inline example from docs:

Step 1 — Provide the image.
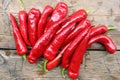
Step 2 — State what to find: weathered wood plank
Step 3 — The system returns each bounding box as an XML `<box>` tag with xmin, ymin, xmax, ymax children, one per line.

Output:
<box><xmin>0</xmin><ymin>50</ymin><xmax>120</xmax><ymax>80</ymax></box>
<box><xmin>0</xmin><ymin>14</ymin><xmax>120</xmax><ymax>49</ymax></box>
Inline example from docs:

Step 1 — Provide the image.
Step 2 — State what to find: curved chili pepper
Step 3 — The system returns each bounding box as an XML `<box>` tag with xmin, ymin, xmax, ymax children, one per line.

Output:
<box><xmin>28</xmin><ymin>8</ymin><xmax>41</xmax><ymax>46</ymax></box>
<box><xmin>68</xmin><ymin>29</ymin><xmax>91</xmax><ymax>79</ymax></box>
<box><xmin>10</xmin><ymin>13</ymin><xmax>28</xmax><ymax>56</ymax></box>
<box><xmin>38</xmin><ymin>5</ymin><xmax>53</xmax><ymax>38</ymax></box>
<box><xmin>63</xmin><ymin>20</ymin><xmax>91</xmax><ymax>46</ymax></box>
<box><xmin>44</xmin><ymin>23</ymin><xmax>75</xmax><ymax>61</ymax></box>
<box><xmin>44</xmin><ymin>2</ymin><xmax>68</xmax><ymax>33</ymax></box>
<box><xmin>61</xmin><ymin>25</ymin><xmax>91</xmax><ymax>69</ymax></box>
<box><xmin>56</xmin><ymin>9</ymin><xmax>87</xmax><ymax>35</ymax></box>
<box><xmin>19</xmin><ymin>10</ymin><xmax>31</xmax><ymax>46</ymax></box>
<box><xmin>63</xmin><ymin>25</ymin><xmax>115</xmax><ymax>46</ymax></box>
<box><xmin>45</xmin><ymin>43</ymin><xmax>70</xmax><ymax>71</ymax></box>
<box><xmin>27</xmin><ymin>18</ymin><xmax>67</xmax><ymax>64</ymax></box>
<box><xmin>88</xmin><ymin>34</ymin><xmax>117</xmax><ymax>54</ymax></box>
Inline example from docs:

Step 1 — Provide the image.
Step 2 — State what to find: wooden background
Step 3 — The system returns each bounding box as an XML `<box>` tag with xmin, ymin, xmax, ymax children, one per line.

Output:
<box><xmin>0</xmin><ymin>0</ymin><xmax>120</xmax><ymax>80</ymax></box>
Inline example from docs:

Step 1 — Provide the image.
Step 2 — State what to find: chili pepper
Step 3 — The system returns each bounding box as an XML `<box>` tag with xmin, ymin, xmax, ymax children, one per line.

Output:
<box><xmin>19</xmin><ymin>10</ymin><xmax>31</xmax><ymax>46</ymax></box>
<box><xmin>27</xmin><ymin>8</ymin><xmax>86</xmax><ymax>64</ymax></box>
<box><xmin>27</xmin><ymin>18</ymin><xmax>66</xmax><ymax>64</ymax></box>
<box><xmin>63</xmin><ymin>25</ymin><xmax>115</xmax><ymax>46</ymax></box>
<box><xmin>90</xmin><ymin>25</ymin><xmax>115</xmax><ymax>38</ymax></box>
<box><xmin>68</xmin><ymin>29</ymin><xmax>91</xmax><ymax>79</ymax></box>
<box><xmin>38</xmin><ymin>5</ymin><xmax>53</xmax><ymax>38</ymax></box>
<box><xmin>44</xmin><ymin>2</ymin><xmax>68</xmax><ymax>33</ymax></box>
<box><xmin>61</xmin><ymin>25</ymin><xmax>116</xmax><ymax>78</ymax></box>
<box><xmin>44</xmin><ymin>23</ymin><xmax>75</xmax><ymax>61</ymax></box>
<box><xmin>44</xmin><ymin>9</ymin><xmax>88</xmax><ymax>61</ymax></box>
<box><xmin>63</xmin><ymin>20</ymin><xmax>91</xmax><ymax>46</ymax></box>
<box><xmin>10</xmin><ymin>13</ymin><xmax>28</xmax><ymax>56</ymax></box>
<box><xmin>56</xmin><ymin>9</ymin><xmax>88</xmax><ymax>35</ymax></box>
<box><xmin>28</xmin><ymin>8</ymin><xmax>41</xmax><ymax>46</ymax></box>
<box><xmin>45</xmin><ymin>43</ymin><xmax>70</xmax><ymax>71</ymax></box>
<box><xmin>88</xmin><ymin>34</ymin><xmax>117</xmax><ymax>54</ymax></box>
<box><xmin>61</xmin><ymin>25</ymin><xmax>91</xmax><ymax>69</ymax></box>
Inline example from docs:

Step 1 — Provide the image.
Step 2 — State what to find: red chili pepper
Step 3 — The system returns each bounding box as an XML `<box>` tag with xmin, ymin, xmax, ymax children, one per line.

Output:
<box><xmin>88</xmin><ymin>34</ymin><xmax>117</xmax><ymax>54</ymax></box>
<box><xmin>19</xmin><ymin>10</ymin><xmax>31</xmax><ymax>46</ymax></box>
<box><xmin>63</xmin><ymin>25</ymin><xmax>114</xmax><ymax>46</ymax></box>
<box><xmin>45</xmin><ymin>43</ymin><xmax>70</xmax><ymax>71</ymax></box>
<box><xmin>63</xmin><ymin>20</ymin><xmax>91</xmax><ymax>46</ymax></box>
<box><xmin>10</xmin><ymin>13</ymin><xmax>28</xmax><ymax>56</ymax></box>
<box><xmin>44</xmin><ymin>2</ymin><xmax>68</xmax><ymax>33</ymax></box>
<box><xmin>44</xmin><ymin>9</ymin><xmax>88</xmax><ymax>61</ymax></box>
<box><xmin>28</xmin><ymin>8</ymin><xmax>41</xmax><ymax>46</ymax></box>
<box><xmin>27</xmin><ymin>18</ymin><xmax>66</xmax><ymax>64</ymax></box>
<box><xmin>56</xmin><ymin>9</ymin><xmax>87</xmax><ymax>35</ymax></box>
<box><xmin>68</xmin><ymin>29</ymin><xmax>91</xmax><ymax>79</ymax></box>
<box><xmin>44</xmin><ymin>23</ymin><xmax>75</xmax><ymax>61</ymax></box>
<box><xmin>37</xmin><ymin>5</ymin><xmax>53</xmax><ymax>38</ymax></box>
<box><xmin>61</xmin><ymin>25</ymin><xmax>91</xmax><ymax>69</ymax></box>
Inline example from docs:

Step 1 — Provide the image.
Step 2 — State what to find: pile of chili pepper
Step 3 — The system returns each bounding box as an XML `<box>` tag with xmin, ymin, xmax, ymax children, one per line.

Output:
<box><xmin>9</xmin><ymin>2</ymin><xmax>117</xmax><ymax>79</ymax></box>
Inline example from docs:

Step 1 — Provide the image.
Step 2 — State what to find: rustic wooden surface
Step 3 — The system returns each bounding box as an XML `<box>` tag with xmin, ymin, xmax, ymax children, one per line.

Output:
<box><xmin>0</xmin><ymin>0</ymin><xmax>120</xmax><ymax>80</ymax></box>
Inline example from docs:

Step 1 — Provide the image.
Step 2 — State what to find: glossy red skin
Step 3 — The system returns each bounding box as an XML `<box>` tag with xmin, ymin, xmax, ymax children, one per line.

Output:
<box><xmin>10</xmin><ymin>13</ymin><xmax>28</xmax><ymax>56</ymax></box>
<box><xmin>44</xmin><ymin>23</ymin><xmax>75</xmax><ymax>61</ymax></box>
<box><xmin>46</xmin><ymin>43</ymin><xmax>70</xmax><ymax>70</ymax></box>
<box><xmin>61</xmin><ymin>26</ymin><xmax>91</xmax><ymax>68</ymax></box>
<box><xmin>38</xmin><ymin>5</ymin><xmax>53</xmax><ymax>39</ymax></box>
<box><xmin>44</xmin><ymin>2</ymin><xmax>68</xmax><ymax>33</ymax></box>
<box><xmin>63</xmin><ymin>25</ymin><xmax>107</xmax><ymax>46</ymax></box>
<box><xmin>28</xmin><ymin>8</ymin><xmax>41</xmax><ymax>46</ymax></box>
<box><xmin>44</xmin><ymin>9</ymin><xmax>87</xmax><ymax>61</ymax></box>
<box><xmin>68</xmin><ymin>29</ymin><xmax>91</xmax><ymax>79</ymax></box>
<box><xmin>63</xmin><ymin>20</ymin><xmax>91</xmax><ymax>46</ymax></box>
<box><xmin>19</xmin><ymin>10</ymin><xmax>31</xmax><ymax>46</ymax></box>
<box><xmin>61</xmin><ymin>25</ymin><xmax>108</xmax><ymax>69</ymax></box>
<box><xmin>88</xmin><ymin>34</ymin><xmax>117</xmax><ymax>54</ymax></box>
<box><xmin>90</xmin><ymin>25</ymin><xmax>108</xmax><ymax>37</ymax></box>
<box><xmin>56</xmin><ymin>9</ymin><xmax>87</xmax><ymax>35</ymax></box>
<box><xmin>27</xmin><ymin>18</ymin><xmax>66</xmax><ymax>64</ymax></box>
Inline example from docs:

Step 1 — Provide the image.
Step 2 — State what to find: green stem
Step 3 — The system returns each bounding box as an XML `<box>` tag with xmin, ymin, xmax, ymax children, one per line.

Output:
<box><xmin>107</xmin><ymin>25</ymin><xmax>116</xmax><ymax>30</ymax></box>
<box><xmin>61</xmin><ymin>68</ymin><xmax>66</xmax><ymax>78</ymax></box>
<box><xmin>86</xmin><ymin>9</ymin><xmax>90</xmax><ymax>14</ymax></box>
<box><xmin>22</xmin><ymin>54</ymin><xmax>27</xmax><ymax>62</ymax></box>
<box><xmin>38</xmin><ymin>64</ymin><xmax>43</xmax><ymax>69</ymax></box>
<box><xmin>43</xmin><ymin>59</ymin><xmax>48</xmax><ymax>72</ymax></box>
<box><xmin>20</xmin><ymin>0</ymin><xmax>25</xmax><ymax>10</ymax></box>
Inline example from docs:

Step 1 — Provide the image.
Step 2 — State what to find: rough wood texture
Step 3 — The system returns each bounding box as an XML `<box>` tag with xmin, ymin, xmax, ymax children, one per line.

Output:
<box><xmin>0</xmin><ymin>0</ymin><xmax>120</xmax><ymax>80</ymax></box>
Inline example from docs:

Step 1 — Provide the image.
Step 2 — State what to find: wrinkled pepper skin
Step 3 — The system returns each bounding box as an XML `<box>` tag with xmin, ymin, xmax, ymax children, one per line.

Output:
<box><xmin>27</xmin><ymin>18</ymin><xmax>66</xmax><ymax>64</ymax></box>
<box><xmin>38</xmin><ymin>5</ymin><xmax>53</xmax><ymax>38</ymax></box>
<box><xmin>44</xmin><ymin>2</ymin><xmax>68</xmax><ymax>33</ymax></box>
<box><xmin>28</xmin><ymin>8</ymin><xmax>41</xmax><ymax>46</ymax></box>
<box><xmin>61</xmin><ymin>25</ymin><xmax>91</xmax><ymax>68</ymax></box>
<box><xmin>10</xmin><ymin>13</ymin><xmax>28</xmax><ymax>56</ymax></box>
<box><xmin>44</xmin><ymin>23</ymin><xmax>75</xmax><ymax>61</ymax></box>
<box><xmin>19</xmin><ymin>10</ymin><xmax>31</xmax><ymax>46</ymax></box>
<box><xmin>88</xmin><ymin>34</ymin><xmax>117</xmax><ymax>54</ymax></box>
<box><xmin>56</xmin><ymin>9</ymin><xmax>87</xmax><ymax>35</ymax></box>
<box><xmin>63</xmin><ymin>20</ymin><xmax>91</xmax><ymax>46</ymax></box>
<box><xmin>68</xmin><ymin>29</ymin><xmax>91</xmax><ymax>79</ymax></box>
<box><xmin>46</xmin><ymin>43</ymin><xmax>70</xmax><ymax>70</ymax></box>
